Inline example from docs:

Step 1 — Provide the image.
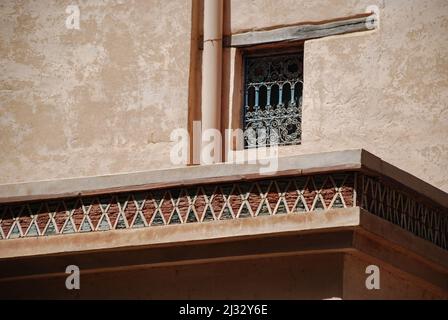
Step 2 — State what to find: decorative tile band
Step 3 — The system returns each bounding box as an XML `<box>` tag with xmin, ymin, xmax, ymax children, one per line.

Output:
<box><xmin>0</xmin><ymin>173</ymin><xmax>355</xmax><ymax>239</ymax></box>
<box><xmin>0</xmin><ymin>171</ymin><xmax>446</xmax><ymax>250</ymax></box>
<box><xmin>358</xmin><ymin>175</ymin><xmax>448</xmax><ymax>250</ymax></box>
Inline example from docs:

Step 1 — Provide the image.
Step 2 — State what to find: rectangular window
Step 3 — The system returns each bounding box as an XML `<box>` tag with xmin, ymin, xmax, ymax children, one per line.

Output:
<box><xmin>242</xmin><ymin>51</ymin><xmax>303</xmax><ymax>148</ymax></box>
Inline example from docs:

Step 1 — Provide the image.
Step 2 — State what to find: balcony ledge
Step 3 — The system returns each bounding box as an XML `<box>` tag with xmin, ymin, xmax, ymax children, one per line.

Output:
<box><xmin>0</xmin><ymin>149</ymin><xmax>447</xmax><ymax>208</ymax></box>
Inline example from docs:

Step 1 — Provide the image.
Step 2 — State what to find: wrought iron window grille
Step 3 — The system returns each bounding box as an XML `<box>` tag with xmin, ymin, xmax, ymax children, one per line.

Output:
<box><xmin>243</xmin><ymin>52</ymin><xmax>304</xmax><ymax>149</ymax></box>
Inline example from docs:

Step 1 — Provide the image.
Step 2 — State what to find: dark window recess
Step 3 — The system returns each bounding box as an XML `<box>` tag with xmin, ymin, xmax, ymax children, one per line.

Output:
<box><xmin>243</xmin><ymin>52</ymin><xmax>303</xmax><ymax>148</ymax></box>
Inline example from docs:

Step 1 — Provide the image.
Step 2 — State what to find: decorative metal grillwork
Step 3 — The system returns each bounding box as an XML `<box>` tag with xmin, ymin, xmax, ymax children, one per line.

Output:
<box><xmin>243</xmin><ymin>52</ymin><xmax>303</xmax><ymax>148</ymax></box>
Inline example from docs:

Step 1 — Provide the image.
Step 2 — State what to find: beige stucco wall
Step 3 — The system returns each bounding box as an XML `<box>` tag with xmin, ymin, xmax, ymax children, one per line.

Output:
<box><xmin>1</xmin><ymin>0</ymin><xmax>447</xmax><ymax>193</ymax></box>
<box><xmin>0</xmin><ymin>0</ymin><xmax>191</xmax><ymax>183</ymax></box>
<box><xmin>230</xmin><ymin>0</ymin><xmax>448</xmax><ymax>192</ymax></box>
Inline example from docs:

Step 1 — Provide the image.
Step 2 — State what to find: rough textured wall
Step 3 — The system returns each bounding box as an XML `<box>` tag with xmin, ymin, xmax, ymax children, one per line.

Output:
<box><xmin>0</xmin><ymin>0</ymin><xmax>191</xmax><ymax>183</ymax></box>
<box><xmin>1</xmin><ymin>0</ymin><xmax>447</xmax><ymax>194</ymax></box>
<box><xmin>231</xmin><ymin>0</ymin><xmax>448</xmax><ymax>193</ymax></box>
<box><xmin>230</xmin><ymin>0</ymin><xmax>382</xmax><ymax>33</ymax></box>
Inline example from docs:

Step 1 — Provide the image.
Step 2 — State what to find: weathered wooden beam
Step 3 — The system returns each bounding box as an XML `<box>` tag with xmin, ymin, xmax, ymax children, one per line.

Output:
<box><xmin>224</xmin><ymin>15</ymin><xmax>376</xmax><ymax>48</ymax></box>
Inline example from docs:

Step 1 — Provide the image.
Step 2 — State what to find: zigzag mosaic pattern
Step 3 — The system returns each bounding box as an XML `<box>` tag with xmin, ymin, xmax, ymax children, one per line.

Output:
<box><xmin>0</xmin><ymin>173</ymin><xmax>355</xmax><ymax>240</ymax></box>
<box><xmin>1</xmin><ymin>171</ymin><xmax>446</xmax><ymax>250</ymax></box>
<box><xmin>359</xmin><ymin>175</ymin><xmax>448</xmax><ymax>250</ymax></box>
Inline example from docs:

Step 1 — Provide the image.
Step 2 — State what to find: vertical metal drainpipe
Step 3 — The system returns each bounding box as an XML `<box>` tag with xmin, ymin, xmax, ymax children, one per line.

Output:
<box><xmin>201</xmin><ymin>0</ymin><xmax>223</xmax><ymax>163</ymax></box>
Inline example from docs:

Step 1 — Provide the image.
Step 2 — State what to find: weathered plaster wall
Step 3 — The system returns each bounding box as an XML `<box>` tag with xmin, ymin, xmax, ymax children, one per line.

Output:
<box><xmin>229</xmin><ymin>0</ymin><xmax>448</xmax><ymax>192</ymax></box>
<box><xmin>1</xmin><ymin>0</ymin><xmax>447</xmax><ymax>194</ymax></box>
<box><xmin>0</xmin><ymin>0</ymin><xmax>191</xmax><ymax>183</ymax></box>
<box><xmin>230</xmin><ymin>0</ymin><xmax>383</xmax><ymax>33</ymax></box>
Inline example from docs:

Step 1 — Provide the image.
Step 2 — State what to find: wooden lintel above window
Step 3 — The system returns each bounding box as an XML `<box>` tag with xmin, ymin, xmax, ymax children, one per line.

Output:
<box><xmin>224</xmin><ymin>14</ymin><xmax>377</xmax><ymax>48</ymax></box>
